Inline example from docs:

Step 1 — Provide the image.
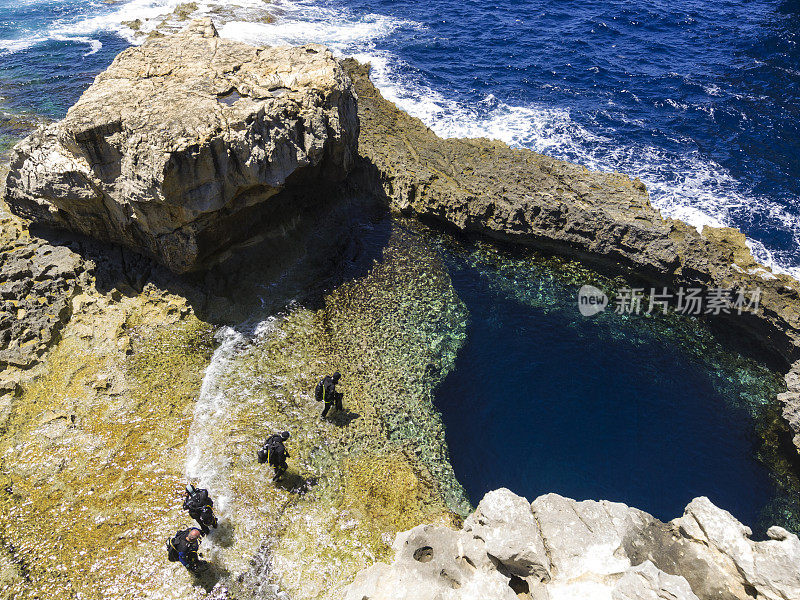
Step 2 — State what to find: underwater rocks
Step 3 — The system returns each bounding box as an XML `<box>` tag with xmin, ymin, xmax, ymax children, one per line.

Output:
<box><xmin>344</xmin><ymin>488</ymin><xmax>800</xmax><ymax>600</ymax></box>
<box><xmin>3</xmin><ymin>18</ymin><xmax>358</xmax><ymax>273</ymax></box>
<box><xmin>779</xmin><ymin>362</ymin><xmax>800</xmax><ymax>452</ymax></box>
<box><xmin>342</xmin><ymin>59</ymin><xmax>800</xmax><ymax>452</ymax></box>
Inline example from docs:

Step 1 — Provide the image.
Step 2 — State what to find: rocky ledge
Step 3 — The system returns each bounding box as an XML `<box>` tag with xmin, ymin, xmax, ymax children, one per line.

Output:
<box><xmin>345</xmin><ymin>488</ymin><xmax>800</xmax><ymax>600</ymax></box>
<box><xmin>341</xmin><ymin>60</ymin><xmax>800</xmax><ymax>453</ymax></box>
<box><xmin>3</xmin><ymin>19</ymin><xmax>358</xmax><ymax>273</ymax></box>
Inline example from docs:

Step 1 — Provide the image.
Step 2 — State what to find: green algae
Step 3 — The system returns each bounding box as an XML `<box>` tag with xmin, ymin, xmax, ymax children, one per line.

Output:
<box><xmin>166</xmin><ymin>222</ymin><xmax>468</xmax><ymax>599</ymax></box>
<box><xmin>0</xmin><ymin>303</ymin><xmax>214</xmax><ymax>600</ymax></box>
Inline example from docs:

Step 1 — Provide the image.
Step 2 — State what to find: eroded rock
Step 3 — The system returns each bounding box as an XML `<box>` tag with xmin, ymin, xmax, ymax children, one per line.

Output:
<box><xmin>0</xmin><ymin>209</ymin><xmax>84</xmax><ymax>371</ymax></box>
<box><xmin>343</xmin><ymin>490</ymin><xmax>800</xmax><ymax>600</ymax></box>
<box><xmin>463</xmin><ymin>488</ymin><xmax>550</xmax><ymax>581</ymax></box>
<box><xmin>4</xmin><ymin>19</ymin><xmax>358</xmax><ymax>273</ymax></box>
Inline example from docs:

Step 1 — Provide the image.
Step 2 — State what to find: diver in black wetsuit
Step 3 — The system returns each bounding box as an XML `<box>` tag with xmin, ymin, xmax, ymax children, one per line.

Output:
<box><xmin>315</xmin><ymin>372</ymin><xmax>343</xmax><ymax>418</ymax></box>
<box><xmin>182</xmin><ymin>484</ymin><xmax>218</xmax><ymax>535</ymax></box>
<box><xmin>257</xmin><ymin>431</ymin><xmax>290</xmax><ymax>482</ymax></box>
<box><xmin>167</xmin><ymin>527</ymin><xmax>204</xmax><ymax>573</ymax></box>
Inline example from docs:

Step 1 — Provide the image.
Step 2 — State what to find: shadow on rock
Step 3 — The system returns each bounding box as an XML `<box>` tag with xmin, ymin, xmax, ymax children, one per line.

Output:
<box><xmin>329</xmin><ymin>410</ymin><xmax>360</xmax><ymax>428</ymax></box>
<box><xmin>275</xmin><ymin>471</ymin><xmax>317</xmax><ymax>495</ymax></box>
<box><xmin>193</xmin><ymin>561</ymin><xmax>231</xmax><ymax>593</ymax></box>
<box><xmin>26</xmin><ymin>185</ymin><xmax>392</xmax><ymax>329</ymax></box>
<box><xmin>207</xmin><ymin>519</ymin><xmax>235</xmax><ymax>548</ymax></box>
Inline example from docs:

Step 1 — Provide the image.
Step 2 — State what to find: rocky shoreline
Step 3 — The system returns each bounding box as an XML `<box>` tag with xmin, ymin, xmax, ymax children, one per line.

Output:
<box><xmin>341</xmin><ymin>60</ymin><xmax>800</xmax><ymax>455</ymax></box>
<box><xmin>1</xmin><ymin>18</ymin><xmax>799</xmax><ymax>600</ymax></box>
<box><xmin>344</xmin><ymin>488</ymin><xmax>800</xmax><ymax>600</ymax></box>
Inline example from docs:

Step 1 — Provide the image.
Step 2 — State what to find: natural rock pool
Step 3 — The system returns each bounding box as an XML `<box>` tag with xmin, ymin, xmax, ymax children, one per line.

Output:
<box><xmin>431</xmin><ymin>234</ymin><xmax>800</xmax><ymax>535</ymax></box>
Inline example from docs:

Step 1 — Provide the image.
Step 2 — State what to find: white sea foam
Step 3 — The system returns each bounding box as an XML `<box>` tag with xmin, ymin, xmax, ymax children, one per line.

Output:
<box><xmin>2</xmin><ymin>0</ymin><xmax>797</xmax><ymax>277</ymax></box>
<box><xmin>218</xmin><ymin>0</ymin><xmax>419</xmax><ymax>52</ymax></box>
<box><xmin>346</xmin><ymin>50</ymin><xmax>800</xmax><ymax>278</ymax></box>
<box><xmin>184</xmin><ymin>318</ymin><xmax>278</xmax><ymax>552</ymax></box>
<box><xmin>0</xmin><ymin>36</ymin><xmax>47</xmax><ymax>55</ymax></box>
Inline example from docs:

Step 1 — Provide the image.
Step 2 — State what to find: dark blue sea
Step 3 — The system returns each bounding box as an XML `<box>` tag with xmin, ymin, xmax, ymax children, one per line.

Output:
<box><xmin>2</xmin><ymin>0</ymin><xmax>799</xmax><ymax>531</ymax></box>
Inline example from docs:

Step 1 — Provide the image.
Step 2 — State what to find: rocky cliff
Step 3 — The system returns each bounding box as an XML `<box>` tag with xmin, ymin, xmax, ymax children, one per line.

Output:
<box><xmin>345</xmin><ymin>488</ymin><xmax>800</xmax><ymax>600</ymax></box>
<box><xmin>3</xmin><ymin>19</ymin><xmax>358</xmax><ymax>273</ymax></box>
<box><xmin>2</xmin><ymin>18</ymin><xmax>800</xmax><ymax>600</ymax></box>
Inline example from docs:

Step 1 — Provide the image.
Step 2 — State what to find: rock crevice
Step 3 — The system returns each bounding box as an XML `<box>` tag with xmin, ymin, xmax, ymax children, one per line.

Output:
<box><xmin>344</xmin><ymin>489</ymin><xmax>800</xmax><ymax>600</ymax></box>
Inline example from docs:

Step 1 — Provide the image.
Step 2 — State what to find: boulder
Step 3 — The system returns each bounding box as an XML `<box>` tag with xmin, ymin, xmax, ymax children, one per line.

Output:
<box><xmin>531</xmin><ymin>493</ymin><xmax>650</xmax><ymax>579</ymax></box>
<box><xmin>463</xmin><ymin>488</ymin><xmax>550</xmax><ymax>581</ymax></box>
<box><xmin>673</xmin><ymin>497</ymin><xmax>800</xmax><ymax>600</ymax></box>
<box><xmin>3</xmin><ymin>19</ymin><xmax>358</xmax><ymax>273</ymax></box>
<box><xmin>343</xmin><ymin>490</ymin><xmax>800</xmax><ymax>600</ymax></box>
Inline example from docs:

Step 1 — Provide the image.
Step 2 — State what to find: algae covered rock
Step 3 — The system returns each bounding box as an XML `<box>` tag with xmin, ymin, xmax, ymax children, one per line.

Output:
<box><xmin>3</xmin><ymin>18</ymin><xmax>358</xmax><ymax>273</ymax></box>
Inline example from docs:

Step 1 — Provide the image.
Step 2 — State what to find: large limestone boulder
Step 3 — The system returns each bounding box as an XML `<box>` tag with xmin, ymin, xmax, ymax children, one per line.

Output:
<box><xmin>673</xmin><ymin>497</ymin><xmax>800</xmax><ymax>600</ymax></box>
<box><xmin>3</xmin><ymin>19</ymin><xmax>358</xmax><ymax>273</ymax></box>
<box><xmin>343</xmin><ymin>490</ymin><xmax>800</xmax><ymax>600</ymax></box>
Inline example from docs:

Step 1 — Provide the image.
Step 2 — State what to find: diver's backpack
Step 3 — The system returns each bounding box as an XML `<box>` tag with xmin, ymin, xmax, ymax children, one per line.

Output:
<box><xmin>315</xmin><ymin>379</ymin><xmax>324</xmax><ymax>402</ymax></box>
<box><xmin>166</xmin><ymin>538</ymin><xmax>179</xmax><ymax>563</ymax></box>
<box><xmin>258</xmin><ymin>437</ymin><xmax>287</xmax><ymax>466</ymax></box>
<box><xmin>184</xmin><ymin>489</ymin><xmax>210</xmax><ymax>512</ymax></box>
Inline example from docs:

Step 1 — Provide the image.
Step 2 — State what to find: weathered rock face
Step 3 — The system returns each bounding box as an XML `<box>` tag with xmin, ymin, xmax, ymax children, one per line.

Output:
<box><xmin>3</xmin><ymin>19</ymin><xmax>358</xmax><ymax>273</ymax></box>
<box><xmin>0</xmin><ymin>205</ymin><xmax>84</xmax><ymax>379</ymax></box>
<box><xmin>344</xmin><ymin>488</ymin><xmax>800</xmax><ymax>600</ymax></box>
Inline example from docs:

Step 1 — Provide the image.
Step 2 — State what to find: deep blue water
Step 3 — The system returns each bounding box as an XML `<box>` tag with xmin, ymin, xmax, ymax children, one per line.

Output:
<box><xmin>430</xmin><ymin>239</ymin><xmax>798</xmax><ymax>533</ymax></box>
<box><xmin>1</xmin><ymin>0</ymin><xmax>799</xmax><ymax>530</ymax></box>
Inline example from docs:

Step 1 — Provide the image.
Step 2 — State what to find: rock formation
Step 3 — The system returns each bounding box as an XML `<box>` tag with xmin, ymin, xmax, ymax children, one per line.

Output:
<box><xmin>341</xmin><ymin>60</ymin><xmax>800</xmax><ymax>452</ymax></box>
<box><xmin>344</xmin><ymin>488</ymin><xmax>800</xmax><ymax>600</ymax></box>
<box><xmin>0</xmin><ymin>206</ymin><xmax>84</xmax><ymax>379</ymax></box>
<box><xmin>3</xmin><ymin>19</ymin><xmax>358</xmax><ymax>273</ymax></box>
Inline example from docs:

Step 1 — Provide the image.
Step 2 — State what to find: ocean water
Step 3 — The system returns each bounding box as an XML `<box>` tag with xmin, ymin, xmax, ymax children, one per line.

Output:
<box><xmin>1</xmin><ymin>0</ymin><xmax>799</xmax><ymax>533</ymax></box>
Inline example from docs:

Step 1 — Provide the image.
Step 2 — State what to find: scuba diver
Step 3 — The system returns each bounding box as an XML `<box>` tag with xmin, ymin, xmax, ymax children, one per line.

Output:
<box><xmin>182</xmin><ymin>484</ymin><xmax>218</xmax><ymax>535</ymax></box>
<box><xmin>167</xmin><ymin>527</ymin><xmax>204</xmax><ymax>573</ymax></box>
<box><xmin>315</xmin><ymin>371</ymin><xmax>343</xmax><ymax>418</ymax></box>
<box><xmin>257</xmin><ymin>431</ymin><xmax>290</xmax><ymax>482</ymax></box>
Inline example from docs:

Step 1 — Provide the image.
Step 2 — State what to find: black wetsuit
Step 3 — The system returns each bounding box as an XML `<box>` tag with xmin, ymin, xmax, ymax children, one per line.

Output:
<box><xmin>169</xmin><ymin>528</ymin><xmax>202</xmax><ymax>572</ymax></box>
<box><xmin>315</xmin><ymin>376</ymin><xmax>342</xmax><ymax>417</ymax></box>
<box><xmin>257</xmin><ymin>434</ymin><xmax>290</xmax><ymax>480</ymax></box>
<box><xmin>182</xmin><ymin>488</ymin><xmax>217</xmax><ymax>534</ymax></box>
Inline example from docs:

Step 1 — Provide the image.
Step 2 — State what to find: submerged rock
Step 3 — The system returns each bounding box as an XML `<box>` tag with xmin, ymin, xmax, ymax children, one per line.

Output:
<box><xmin>344</xmin><ymin>488</ymin><xmax>800</xmax><ymax>600</ymax></box>
<box><xmin>3</xmin><ymin>19</ymin><xmax>358</xmax><ymax>273</ymax></box>
<box><xmin>342</xmin><ymin>59</ymin><xmax>800</xmax><ymax>453</ymax></box>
